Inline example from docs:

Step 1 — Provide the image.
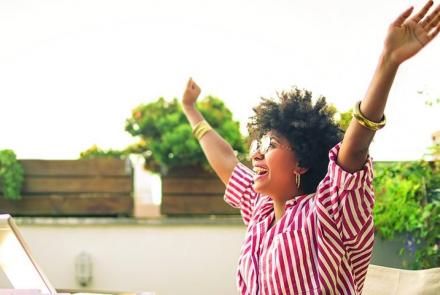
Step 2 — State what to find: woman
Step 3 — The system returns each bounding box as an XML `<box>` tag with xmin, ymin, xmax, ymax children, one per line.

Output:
<box><xmin>182</xmin><ymin>1</ymin><xmax>439</xmax><ymax>294</ymax></box>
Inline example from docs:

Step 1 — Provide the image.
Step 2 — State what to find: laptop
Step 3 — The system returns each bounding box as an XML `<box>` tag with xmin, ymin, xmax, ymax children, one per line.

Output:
<box><xmin>0</xmin><ymin>214</ymin><xmax>154</xmax><ymax>295</ymax></box>
<box><xmin>0</xmin><ymin>214</ymin><xmax>56</xmax><ymax>294</ymax></box>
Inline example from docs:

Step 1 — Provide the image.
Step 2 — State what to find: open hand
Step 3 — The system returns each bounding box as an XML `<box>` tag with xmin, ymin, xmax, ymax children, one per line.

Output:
<box><xmin>384</xmin><ymin>0</ymin><xmax>440</xmax><ymax>65</ymax></box>
<box><xmin>182</xmin><ymin>78</ymin><xmax>201</xmax><ymax>107</ymax></box>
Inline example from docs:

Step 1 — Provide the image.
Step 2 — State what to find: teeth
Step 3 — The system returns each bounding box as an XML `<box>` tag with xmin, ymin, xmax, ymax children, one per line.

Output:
<box><xmin>253</xmin><ymin>167</ymin><xmax>268</xmax><ymax>174</ymax></box>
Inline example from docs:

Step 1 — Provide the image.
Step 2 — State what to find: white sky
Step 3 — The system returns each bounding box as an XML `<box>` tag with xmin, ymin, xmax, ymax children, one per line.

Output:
<box><xmin>0</xmin><ymin>0</ymin><xmax>439</xmax><ymax>161</ymax></box>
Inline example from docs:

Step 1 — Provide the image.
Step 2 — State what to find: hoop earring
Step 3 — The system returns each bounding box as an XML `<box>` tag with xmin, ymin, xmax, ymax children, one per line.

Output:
<box><xmin>295</xmin><ymin>173</ymin><xmax>301</xmax><ymax>189</ymax></box>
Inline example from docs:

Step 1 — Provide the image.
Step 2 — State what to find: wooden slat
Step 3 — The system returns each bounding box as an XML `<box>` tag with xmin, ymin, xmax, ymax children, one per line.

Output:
<box><xmin>19</xmin><ymin>158</ymin><xmax>132</xmax><ymax>176</ymax></box>
<box><xmin>161</xmin><ymin>195</ymin><xmax>239</xmax><ymax>215</ymax></box>
<box><xmin>17</xmin><ymin>176</ymin><xmax>133</xmax><ymax>193</ymax></box>
<box><xmin>164</xmin><ymin>165</ymin><xmax>216</xmax><ymax>178</ymax></box>
<box><xmin>162</xmin><ymin>178</ymin><xmax>225</xmax><ymax>194</ymax></box>
<box><xmin>164</xmin><ymin>161</ymin><xmax>253</xmax><ymax>177</ymax></box>
<box><xmin>0</xmin><ymin>194</ymin><xmax>133</xmax><ymax>216</ymax></box>
<box><xmin>162</xmin><ymin>192</ymin><xmax>224</xmax><ymax>199</ymax></box>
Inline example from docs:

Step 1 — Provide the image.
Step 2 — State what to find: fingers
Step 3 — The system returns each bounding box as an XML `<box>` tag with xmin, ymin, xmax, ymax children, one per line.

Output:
<box><xmin>429</xmin><ymin>11</ymin><xmax>440</xmax><ymax>29</ymax></box>
<box><xmin>191</xmin><ymin>80</ymin><xmax>199</xmax><ymax>90</ymax></box>
<box><xmin>391</xmin><ymin>6</ymin><xmax>414</xmax><ymax>27</ymax></box>
<box><xmin>427</xmin><ymin>23</ymin><xmax>440</xmax><ymax>40</ymax></box>
<box><xmin>186</xmin><ymin>77</ymin><xmax>201</xmax><ymax>93</ymax></box>
<box><xmin>186</xmin><ymin>77</ymin><xmax>193</xmax><ymax>88</ymax></box>
<box><xmin>411</xmin><ymin>0</ymin><xmax>434</xmax><ymax>22</ymax></box>
<box><xmin>186</xmin><ymin>77</ymin><xmax>197</xmax><ymax>90</ymax></box>
<box><xmin>422</xmin><ymin>4</ymin><xmax>440</xmax><ymax>29</ymax></box>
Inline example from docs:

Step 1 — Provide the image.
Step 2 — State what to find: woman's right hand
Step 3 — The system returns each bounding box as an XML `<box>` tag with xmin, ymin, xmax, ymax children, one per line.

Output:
<box><xmin>182</xmin><ymin>77</ymin><xmax>201</xmax><ymax>108</ymax></box>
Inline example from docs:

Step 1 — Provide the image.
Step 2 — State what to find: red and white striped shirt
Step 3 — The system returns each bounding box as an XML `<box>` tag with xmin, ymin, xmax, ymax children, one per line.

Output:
<box><xmin>224</xmin><ymin>143</ymin><xmax>375</xmax><ymax>295</ymax></box>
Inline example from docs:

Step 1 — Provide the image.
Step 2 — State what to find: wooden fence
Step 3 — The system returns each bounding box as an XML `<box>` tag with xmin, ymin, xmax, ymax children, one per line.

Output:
<box><xmin>0</xmin><ymin>158</ymin><xmax>133</xmax><ymax>216</ymax></box>
<box><xmin>161</xmin><ymin>166</ymin><xmax>239</xmax><ymax>215</ymax></box>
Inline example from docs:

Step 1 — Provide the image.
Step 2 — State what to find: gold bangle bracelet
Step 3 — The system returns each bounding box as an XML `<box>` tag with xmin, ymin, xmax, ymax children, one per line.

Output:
<box><xmin>192</xmin><ymin>120</ymin><xmax>213</xmax><ymax>140</ymax></box>
<box><xmin>352</xmin><ymin>101</ymin><xmax>386</xmax><ymax>131</ymax></box>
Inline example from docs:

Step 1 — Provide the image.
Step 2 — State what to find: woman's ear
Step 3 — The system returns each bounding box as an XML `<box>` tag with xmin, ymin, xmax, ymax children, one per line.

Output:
<box><xmin>296</xmin><ymin>166</ymin><xmax>309</xmax><ymax>175</ymax></box>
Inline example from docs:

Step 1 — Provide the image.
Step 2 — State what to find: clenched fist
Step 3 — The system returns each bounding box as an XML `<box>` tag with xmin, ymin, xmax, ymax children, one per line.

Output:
<box><xmin>182</xmin><ymin>78</ymin><xmax>201</xmax><ymax>108</ymax></box>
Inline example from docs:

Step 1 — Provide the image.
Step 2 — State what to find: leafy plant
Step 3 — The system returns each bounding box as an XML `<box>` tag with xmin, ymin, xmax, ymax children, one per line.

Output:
<box><xmin>124</xmin><ymin>96</ymin><xmax>247</xmax><ymax>174</ymax></box>
<box><xmin>337</xmin><ymin>109</ymin><xmax>353</xmax><ymax>131</ymax></box>
<box><xmin>373</xmin><ymin>160</ymin><xmax>440</xmax><ymax>269</ymax></box>
<box><xmin>0</xmin><ymin>150</ymin><xmax>24</xmax><ymax>200</ymax></box>
<box><xmin>327</xmin><ymin>104</ymin><xmax>352</xmax><ymax>131</ymax></box>
<box><xmin>80</xmin><ymin>144</ymin><xmax>128</xmax><ymax>159</ymax></box>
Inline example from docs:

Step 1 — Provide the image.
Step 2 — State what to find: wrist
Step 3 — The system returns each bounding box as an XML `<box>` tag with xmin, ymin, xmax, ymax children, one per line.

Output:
<box><xmin>182</xmin><ymin>102</ymin><xmax>196</xmax><ymax>112</ymax></box>
<box><xmin>380</xmin><ymin>49</ymin><xmax>401</xmax><ymax>70</ymax></box>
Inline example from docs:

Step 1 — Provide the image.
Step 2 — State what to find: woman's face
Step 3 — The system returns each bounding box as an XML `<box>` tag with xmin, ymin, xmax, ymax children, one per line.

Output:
<box><xmin>251</xmin><ymin>131</ymin><xmax>303</xmax><ymax>201</ymax></box>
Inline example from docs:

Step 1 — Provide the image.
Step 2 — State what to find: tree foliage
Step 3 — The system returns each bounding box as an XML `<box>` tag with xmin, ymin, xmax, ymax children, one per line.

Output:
<box><xmin>124</xmin><ymin>96</ymin><xmax>247</xmax><ymax>174</ymax></box>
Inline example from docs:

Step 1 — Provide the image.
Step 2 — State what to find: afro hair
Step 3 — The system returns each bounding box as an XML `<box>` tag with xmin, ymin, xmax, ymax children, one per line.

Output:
<box><xmin>247</xmin><ymin>87</ymin><xmax>344</xmax><ymax>194</ymax></box>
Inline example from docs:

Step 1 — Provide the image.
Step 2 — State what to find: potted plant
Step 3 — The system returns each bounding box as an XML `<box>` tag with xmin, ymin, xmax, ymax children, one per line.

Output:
<box><xmin>124</xmin><ymin>96</ymin><xmax>248</xmax><ymax>215</ymax></box>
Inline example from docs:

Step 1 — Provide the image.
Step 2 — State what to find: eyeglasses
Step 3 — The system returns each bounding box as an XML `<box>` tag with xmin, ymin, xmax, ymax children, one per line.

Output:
<box><xmin>249</xmin><ymin>135</ymin><xmax>292</xmax><ymax>158</ymax></box>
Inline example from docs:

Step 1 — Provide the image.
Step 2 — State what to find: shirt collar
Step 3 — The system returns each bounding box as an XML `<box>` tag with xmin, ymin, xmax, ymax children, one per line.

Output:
<box><xmin>285</xmin><ymin>193</ymin><xmax>314</xmax><ymax>208</ymax></box>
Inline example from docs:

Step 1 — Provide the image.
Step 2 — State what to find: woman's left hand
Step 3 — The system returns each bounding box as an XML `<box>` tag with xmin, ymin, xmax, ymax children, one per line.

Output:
<box><xmin>384</xmin><ymin>0</ymin><xmax>439</xmax><ymax>65</ymax></box>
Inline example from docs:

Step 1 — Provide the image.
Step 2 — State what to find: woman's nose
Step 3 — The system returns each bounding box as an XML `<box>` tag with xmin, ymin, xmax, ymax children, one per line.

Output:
<box><xmin>251</xmin><ymin>149</ymin><xmax>264</xmax><ymax>161</ymax></box>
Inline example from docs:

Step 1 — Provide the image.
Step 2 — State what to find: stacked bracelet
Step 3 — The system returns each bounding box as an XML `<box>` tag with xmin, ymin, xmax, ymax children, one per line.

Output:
<box><xmin>352</xmin><ymin>101</ymin><xmax>386</xmax><ymax>131</ymax></box>
<box><xmin>192</xmin><ymin>120</ymin><xmax>213</xmax><ymax>140</ymax></box>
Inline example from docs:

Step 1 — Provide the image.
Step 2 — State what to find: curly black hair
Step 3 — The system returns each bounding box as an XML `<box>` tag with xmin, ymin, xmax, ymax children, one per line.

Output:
<box><xmin>247</xmin><ymin>87</ymin><xmax>344</xmax><ymax>194</ymax></box>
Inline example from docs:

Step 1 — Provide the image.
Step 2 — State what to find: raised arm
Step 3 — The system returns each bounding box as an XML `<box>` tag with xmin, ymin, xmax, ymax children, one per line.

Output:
<box><xmin>338</xmin><ymin>0</ymin><xmax>440</xmax><ymax>173</ymax></box>
<box><xmin>182</xmin><ymin>78</ymin><xmax>238</xmax><ymax>185</ymax></box>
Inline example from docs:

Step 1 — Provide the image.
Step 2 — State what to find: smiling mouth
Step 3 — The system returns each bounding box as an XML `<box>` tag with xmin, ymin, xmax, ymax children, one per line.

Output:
<box><xmin>253</xmin><ymin>167</ymin><xmax>269</xmax><ymax>179</ymax></box>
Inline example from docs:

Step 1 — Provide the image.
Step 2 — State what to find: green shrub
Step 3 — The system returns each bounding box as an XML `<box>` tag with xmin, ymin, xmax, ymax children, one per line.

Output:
<box><xmin>373</xmin><ymin>160</ymin><xmax>440</xmax><ymax>269</ymax></box>
<box><xmin>0</xmin><ymin>150</ymin><xmax>24</xmax><ymax>200</ymax></box>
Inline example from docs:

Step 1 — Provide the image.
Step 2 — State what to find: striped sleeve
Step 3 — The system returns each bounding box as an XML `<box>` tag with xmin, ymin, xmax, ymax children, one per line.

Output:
<box><xmin>224</xmin><ymin>162</ymin><xmax>257</xmax><ymax>225</ymax></box>
<box><xmin>319</xmin><ymin>143</ymin><xmax>375</xmax><ymax>240</ymax></box>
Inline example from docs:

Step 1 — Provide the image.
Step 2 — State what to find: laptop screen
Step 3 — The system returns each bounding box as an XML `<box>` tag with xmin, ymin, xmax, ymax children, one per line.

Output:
<box><xmin>0</xmin><ymin>214</ymin><xmax>56</xmax><ymax>294</ymax></box>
